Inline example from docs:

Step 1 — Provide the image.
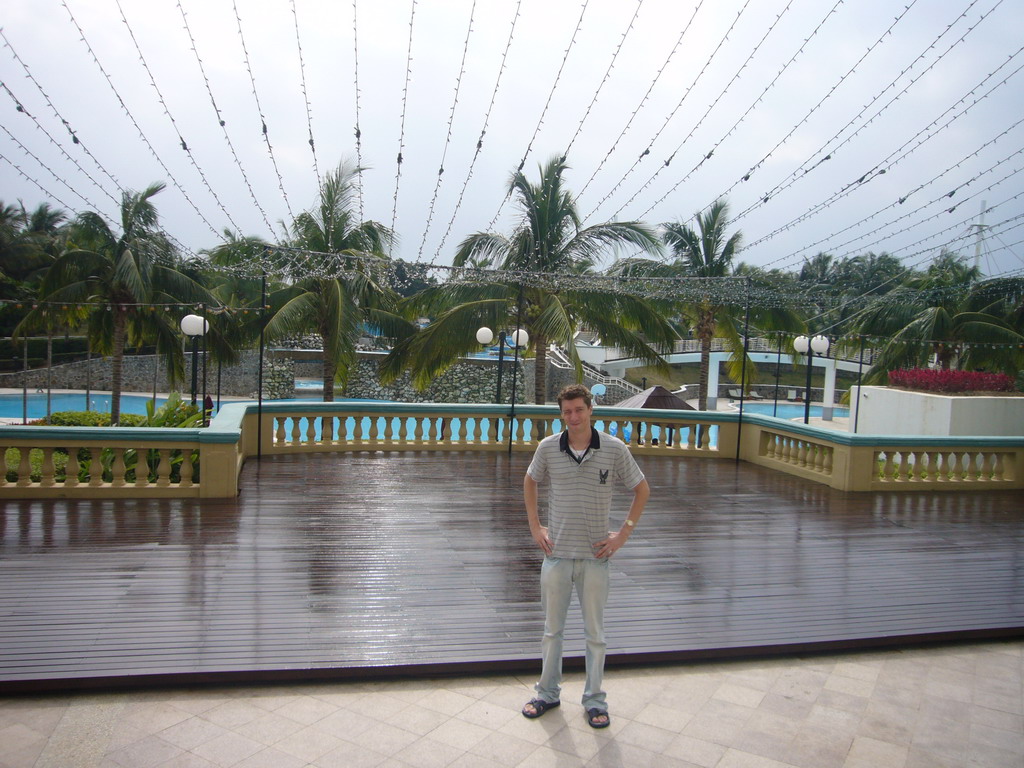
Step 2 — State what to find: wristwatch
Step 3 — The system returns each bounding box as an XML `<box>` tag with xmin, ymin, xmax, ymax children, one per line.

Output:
<box><xmin>624</xmin><ymin>519</ymin><xmax>635</xmax><ymax>528</ymax></box>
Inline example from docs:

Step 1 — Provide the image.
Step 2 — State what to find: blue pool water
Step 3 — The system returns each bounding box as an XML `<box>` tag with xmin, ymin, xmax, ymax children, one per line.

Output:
<box><xmin>2</xmin><ymin>392</ymin><xmax>722</xmax><ymax>447</ymax></box>
<box><xmin>0</xmin><ymin>393</ymin><xmax>168</xmax><ymax>420</ymax></box>
<box><xmin>740</xmin><ymin>402</ymin><xmax>849</xmax><ymax>419</ymax></box>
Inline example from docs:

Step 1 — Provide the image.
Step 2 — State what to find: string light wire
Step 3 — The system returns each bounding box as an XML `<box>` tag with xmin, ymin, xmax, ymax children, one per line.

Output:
<box><xmin>431</xmin><ymin>0</ymin><xmax>524</xmax><ymax>261</ymax></box>
<box><xmin>176</xmin><ymin>0</ymin><xmax>275</xmax><ymax>237</ymax></box>
<box><xmin>290</xmin><ymin>0</ymin><xmax>321</xmax><ymax>188</ymax></box>
<box><xmin>390</xmin><ymin>0</ymin><xmax>419</xmax><ymax>238</ymax></box>
<box><xmin>114</xmin><ymin>0</ymin><xmax>241</xmax><ymax>235</ymax></box>
<box><xmin>232</xmin><ymin>0</ymin><xmax>295</xmax><ymax>222</ymax></box>
<box><xmin>415</xmin><ymin>0</ymin><xmax>478</xmax><ymax>261</ymax></box>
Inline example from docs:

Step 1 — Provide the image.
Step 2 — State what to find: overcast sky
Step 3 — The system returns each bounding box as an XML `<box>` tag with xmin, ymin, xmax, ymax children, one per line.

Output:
<box><xmin>2</xmin><ymin>0</ymin><xmax>1022</xmax><ymax>277</ymax></box>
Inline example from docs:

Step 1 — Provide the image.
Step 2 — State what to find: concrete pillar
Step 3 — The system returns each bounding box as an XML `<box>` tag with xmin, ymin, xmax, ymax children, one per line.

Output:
<box><xmin>706</xmin><ymin>353</ymin><xmax>723</xmax><ymax>410</ymax></box>
<box><xmin>822</xmin><ymin>358</ymin><xmax>837</xmax><ymax>420</ymax></box>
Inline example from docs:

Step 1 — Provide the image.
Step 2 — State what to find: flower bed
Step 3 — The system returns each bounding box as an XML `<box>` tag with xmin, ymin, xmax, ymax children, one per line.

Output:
<box><xmin>888</xmin><ymin>368</ymin><xmax>1014</xmax><ymax>393</ymax></box>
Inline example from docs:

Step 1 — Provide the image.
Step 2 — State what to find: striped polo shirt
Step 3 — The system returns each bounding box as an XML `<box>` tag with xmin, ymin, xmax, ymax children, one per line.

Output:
<box><xmin>527</xmin><ymin>427</ymin><xmax>645</xmax><ymax>560</ymax></box>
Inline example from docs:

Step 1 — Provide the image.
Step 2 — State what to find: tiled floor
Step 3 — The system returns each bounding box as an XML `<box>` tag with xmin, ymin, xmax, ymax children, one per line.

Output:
<box><xmin>1</xmin><ymin>640</ymin><xmax>1021</xmax><ymax>768</ymax></box>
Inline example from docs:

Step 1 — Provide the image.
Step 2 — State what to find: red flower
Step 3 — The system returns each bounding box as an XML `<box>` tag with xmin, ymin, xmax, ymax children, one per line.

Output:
<box><xmin>887</xmin><ymin>368</ymin><xmax>1013</xmax><ymax>393</ymax></box>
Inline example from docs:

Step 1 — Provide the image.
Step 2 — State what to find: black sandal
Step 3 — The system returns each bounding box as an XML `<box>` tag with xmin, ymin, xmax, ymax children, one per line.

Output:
<box><xmin>586</xmin><ymin>708</ymin><xmax>610</xmax><ymax>728</ymax></box>
<box><xmin>522</xmin><ymin>698</ymin><xmax>560</xmax><ymax>718</ymax></box>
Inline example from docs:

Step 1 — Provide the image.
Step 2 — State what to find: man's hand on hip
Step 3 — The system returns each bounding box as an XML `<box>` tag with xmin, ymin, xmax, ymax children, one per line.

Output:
<box><xmin>532</xmin><ymin>526</ymin><xmax>553</xmax><ymax>555</ymax></box>
<box><xmin>594</xmin><ymin>531</ymin><xmax>626</xmax><ymax>559</ymax></box>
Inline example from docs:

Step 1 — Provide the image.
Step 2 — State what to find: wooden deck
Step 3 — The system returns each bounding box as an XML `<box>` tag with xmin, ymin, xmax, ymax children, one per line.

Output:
<box><xmin>1</xmin><ymin>451</ymin><xmax>1022</xmax><ymax>693</ymax></box>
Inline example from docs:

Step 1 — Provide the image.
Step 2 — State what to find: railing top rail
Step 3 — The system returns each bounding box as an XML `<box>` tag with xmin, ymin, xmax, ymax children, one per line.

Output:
<box><xmin>2</xmin><ymin>400</ymin><xmax>1019</xmax><ymax>449</ymax></box>
<box><xmin>0</xmin><ymin>424</ymin><xmax>238</xmax><ymax>444</ymax></box>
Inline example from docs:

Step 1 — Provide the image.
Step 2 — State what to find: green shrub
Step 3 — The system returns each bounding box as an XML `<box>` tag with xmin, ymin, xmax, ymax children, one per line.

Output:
<box><xmin>40</xmin><ymin>410</ymin><xmax>142</xmax><ymax>427</ymax></box>
<box><xmin>10</xmin><ymin>395</ymin><xmax>203</xmax><ymax>483</ymax></box>
<box><xmin>3</xmin><ymin>447</ymin><xmax>71</xmax><ymax>483</ymax></box>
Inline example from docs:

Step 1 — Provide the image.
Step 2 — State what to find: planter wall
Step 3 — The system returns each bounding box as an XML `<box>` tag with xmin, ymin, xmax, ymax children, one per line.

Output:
<box><xmin>850</xmin><ymin>385</ymin><xmax>1024</xmax><ymax>437</ymax></box>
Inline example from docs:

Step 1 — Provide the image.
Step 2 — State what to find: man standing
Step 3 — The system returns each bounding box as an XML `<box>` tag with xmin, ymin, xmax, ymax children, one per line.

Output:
<box><xmin>522</xmin><ymin>384</ymin><xmax>650</xmax><ymax>729</ymax></box>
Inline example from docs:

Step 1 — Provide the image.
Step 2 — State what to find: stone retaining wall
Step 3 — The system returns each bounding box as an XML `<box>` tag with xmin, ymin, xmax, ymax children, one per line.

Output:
<box><xmin>0</xmin><ymin>351</ymin><xmax>537</xmax><ymax>404</ymax></box>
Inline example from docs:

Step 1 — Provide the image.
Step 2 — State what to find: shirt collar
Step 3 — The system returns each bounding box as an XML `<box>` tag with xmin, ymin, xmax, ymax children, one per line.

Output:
<box><xmin>559</xmin><ymin>427</ymin><xmax>601</xmax><ymax>453</ymax></box>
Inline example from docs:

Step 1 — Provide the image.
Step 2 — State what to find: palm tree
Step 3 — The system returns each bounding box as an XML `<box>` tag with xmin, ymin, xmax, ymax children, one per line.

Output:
<box><xmin>613</xmin><ymin>200</ymin><xmax>745</xmax><ymax>410</ymax></box>
<box><xmin>1</xmin><ymin>202</ymin><xmax>69</xmax><ymax>339</ymax></box>
<box><xmin>201</xmin><ymin>231</ymin><xmax>277</xmax><ymax>370</ymax></box>
<box><xmin>855</xmin><ymin>251</ymin><xmax>1022</xmax><ymax>381</ymax></box>
<box><xmin>384</xmin><ymin>157</ymin><xmax>677</xmax><ymax>403</ymax></box>
<box><xmin>265</xmin><ymin>161</ymin><xmax>411</xmax><ymax>400</ymax></box>
<box><xmin>16</xmin><ymin>183</ymin><xmax>215</xmax><ymax>424</ymax></box>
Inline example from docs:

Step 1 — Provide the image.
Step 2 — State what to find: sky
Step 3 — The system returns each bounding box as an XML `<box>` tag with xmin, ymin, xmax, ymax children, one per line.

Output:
<box><xmin>2</xmin><ymin>0</ymin><xmax>1023</xmax><ymax>278</ymax></box>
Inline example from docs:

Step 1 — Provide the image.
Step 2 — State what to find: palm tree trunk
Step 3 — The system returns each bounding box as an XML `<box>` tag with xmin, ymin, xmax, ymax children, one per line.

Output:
<box><xmin>533</xmin><ymin>331</ymin><xmax>547</xmax><ymax>404</ymax></box>
<box><xmin>111</xmin><ymin>310</ymin><xmax>126</xmax><ymax>426</ymax></box>
<box><xmin>696</xmin><ymin>305</ymin><xmax>715</xmax><ymax>411</ymax></box>
<box><xmin>322</xmin><ymin>349</ymin><xmax>336</xmax><ymax>402</ymax></box>
<box><xmin>698</xmin><ymin>339</ymin><xmax>711</xmax><ymax>411</ymax></box>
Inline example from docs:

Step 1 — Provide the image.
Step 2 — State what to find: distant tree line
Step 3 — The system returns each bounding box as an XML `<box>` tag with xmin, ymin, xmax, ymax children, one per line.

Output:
<box><xmin>3</xmin><ymin>156</ymin><xmax>1022</xmax><ymax>423</ymax></box>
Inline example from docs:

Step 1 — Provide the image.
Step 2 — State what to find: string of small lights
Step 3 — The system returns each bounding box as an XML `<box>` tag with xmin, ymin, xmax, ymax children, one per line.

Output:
<box><xmin>0</xmin><ymin>149</ymin><xmax>78</xmax><ymax>214</ymax></box>
<box><xmin>576</xmin><ymin>0</ymin><xmax>704</xmax><ymax>200</ymax></box>
<box><xmin>766</xmin><ymin>125</ymin><xmax>1024</xmax><ymax>268</ymax></box>
<box><xmin>389</xmin><ymin>0</ymin><xmax>419</xmax><ymax>240</ymax></box>
<box><xmin>58</xmin><ymin>1</ymin><xmax>221</xmax><ymax>239</ymax></box>
<box><xmin>352</xmin><ymin>0</ymin><xmax>365</xmax><ymax>221</ymax></box>
<box><xmin>289</xmin><ymin>0</ymin><xmax>321</xmax><ymax>189</ymax></box>
<box><xmin>604</xmin><ymin>0</ymin><xmax>795</xmax><ymax>223</ymax></box>
<box><xmin>176</xmin><ymin>0</ymin><xmax>275</xmax><ymax>238</ymax></box>
<box><xmin>630</xmin><ymin>0</ymin><xmax>842</xmax><ymax>222</ymax></box>
<box><xmin>733</xmin><ymin>0</ymin><xmax>999</xmax><ymax>224</ymax></box>
<box><xmin>232</xmin><ymin>0</ymin><xmax>294</xmax><ymax>222</ymax></box>
<box><xmin>484</xmin><ymin>0</ymin><xmax>592</xmax><ymax>234</ymax></box>
<box><xmin>0</xmin><ymin>78</ymin><xmax>118</xmax><ymax>210</ymax></box>
<box><xmin>415</xmin><ymin>0</ymin><xmax>477</xmax><ymax>261</ymax></box>
<box><xmin>0</xmin><ymin>28</ymin><xmax>123</xmax><ymax>201</ymax></box>
<box><xmin>0</xmin><ymin>98</ymin><xmax>114</xmax><ymax>215</ymax></box>
<box><xmin>114</xmin><ymin>0</ymin><xmax>241</xmax><ymax>237</ymax></box>
<box><xmin>562</xmin><ymin>0</ymin><xmax>644</xmax><ymax>159</ymax></box>
<box><xmin>722</xmin><ymin>1</ymin><xmax>921</xmax><ymax>224</ymax></box>
<box><xmin>430</xmin><ymin>0</ymin><xmax>524</xmax><ymax>262</ymax></box>
<box><xmin>741</xmin><ymin>49</ymin><xmax>1024</xmax><ymax>264</ymax></box>
<box><xmin>585</xmin><ymin>0</ymin><xmax>760</xmax><ymax>223</ymax></box>
<box><xmin>826</xmin><ymin>162</ymin><xmax>1024</xmax><ymax>266</ymax></box>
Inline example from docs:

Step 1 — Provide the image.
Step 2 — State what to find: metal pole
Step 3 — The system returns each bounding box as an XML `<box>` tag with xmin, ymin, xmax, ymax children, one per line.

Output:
<box><xmin>507</xmin><ymin>285</ymin><xmax>525</xmax><ymax>457</ymax></box>
<box><xmin>853</xmin><ymin>335</ymin><xmax>865</xmax><ymax>434</ymax></box>
<box><xmin>773</xmin><ymin>332</ymin><xmax>782</xmax><ymax>418</ymax></box>
<box><xmin>495</xmin><ymin>332</ymin><xmax>506</xmax><ymax>403</ymax></box>
<box><xmin>189</xmin><ymin>337</ymin><xmax>198</xmax><ymax>409</ymax></box>
<box><xmin>22</xmin><ymin>338</ymin><xmax>28</xmax><ymax>425</ymax></box>
<box><xmin>86</xmin><ymin>342</ymin><xmax>92</xmax><ymax>412</ymax></box>
<box><xmin>46</xmin><ymin>331</ymin><xmax>52</xmax><ymax>423</ymax></box>
<box><xmin>735</xmin><ymin>278</ymin><xmax>751</xmax><ymax>463</ymax></box>
<box><xmin>201</xmin><ymin>305</ymin><xmax>208</xmax><ymax>425</ymax></box>
<box><xmin>803</xmin><ymin>348</ymin><xmax>813</xmax><ymax>425</ymax></box>
<box><xmin>257</xmin><ymin>269</ymin><xmax>267</xmax><ymax>461</ymax></box>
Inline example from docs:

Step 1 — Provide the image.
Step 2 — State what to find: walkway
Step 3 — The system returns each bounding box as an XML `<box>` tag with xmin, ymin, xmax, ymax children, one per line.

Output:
<box><xmin>1</xmin><ymin>642</ymin><xmax>1021</xmax><ymax>767</ymax></box>
<box><xmin>2</xmin><ymin>452</ymin><xmax>1022</xmax><ymax>694</ymax></box>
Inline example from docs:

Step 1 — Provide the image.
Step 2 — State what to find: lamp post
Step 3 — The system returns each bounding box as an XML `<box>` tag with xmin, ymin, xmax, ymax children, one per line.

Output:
<box><xmin>793</xmin><ymin>334</ymin><xmax>830</xmax><ymax>424</ymax></box>
<box><xmin>477</xmin><ymin>326</ymin><xmax>529</xmax><ymax>455</ymax></box>
<box><xmin>476</xmin><ymin>326</ymin><xmax>529</xmax><ymax>403</ymax></box>
<box><xmin>180</xmin><ymin>314</ymin><xmax>209</xmax><ymax>406</ymax></box>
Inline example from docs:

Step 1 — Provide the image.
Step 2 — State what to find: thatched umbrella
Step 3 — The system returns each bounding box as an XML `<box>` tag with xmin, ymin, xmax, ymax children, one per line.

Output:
<box><xmin>613</xmin><ymin>386</ymin><xmax>694</xmax><ymax>445</ymax></box>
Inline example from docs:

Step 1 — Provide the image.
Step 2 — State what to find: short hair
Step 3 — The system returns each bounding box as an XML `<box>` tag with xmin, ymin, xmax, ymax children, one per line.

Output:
<box><xmin>557</xmin><ymin>384</ymin><xmax>593</xmax><ymax>408</ymax></box>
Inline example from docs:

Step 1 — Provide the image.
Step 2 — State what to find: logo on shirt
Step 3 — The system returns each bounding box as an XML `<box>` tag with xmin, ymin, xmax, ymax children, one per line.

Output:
<box><xmin>598</xmin><ymin>469</ymin><xmax>609</xmax><ymax>484</ymax></box>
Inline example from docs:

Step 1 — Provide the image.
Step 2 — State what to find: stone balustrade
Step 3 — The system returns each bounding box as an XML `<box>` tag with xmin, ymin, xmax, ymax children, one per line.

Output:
<box><xmin>1</xmin><ymin>403</ymin><xmax>1020</xmax><ymax>498</ymax></box>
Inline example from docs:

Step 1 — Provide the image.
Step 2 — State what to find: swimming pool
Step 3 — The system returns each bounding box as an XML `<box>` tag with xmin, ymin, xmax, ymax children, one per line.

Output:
<box><xmin>0</xmin><ymin>393</ymin><xmax>169</xmax><ymax>420</ymax></box>
<box><xmin>740</xmin><ymin>402</ymin><xmax>849</xmax><ymax>419</ymax></box>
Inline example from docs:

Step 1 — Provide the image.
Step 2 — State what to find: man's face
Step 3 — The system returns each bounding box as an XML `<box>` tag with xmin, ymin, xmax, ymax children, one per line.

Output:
<box><xmin>560</xmin><ymin>397</ymin><xmax>593</xmax><ymax>431</ymax></box>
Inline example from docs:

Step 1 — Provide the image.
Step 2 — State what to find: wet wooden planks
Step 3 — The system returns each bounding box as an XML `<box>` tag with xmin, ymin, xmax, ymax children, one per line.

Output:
<box><xmin>1</xmin><ymin>451</ymin><xmax>1022</xmax><ymax>692</ymax></box>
